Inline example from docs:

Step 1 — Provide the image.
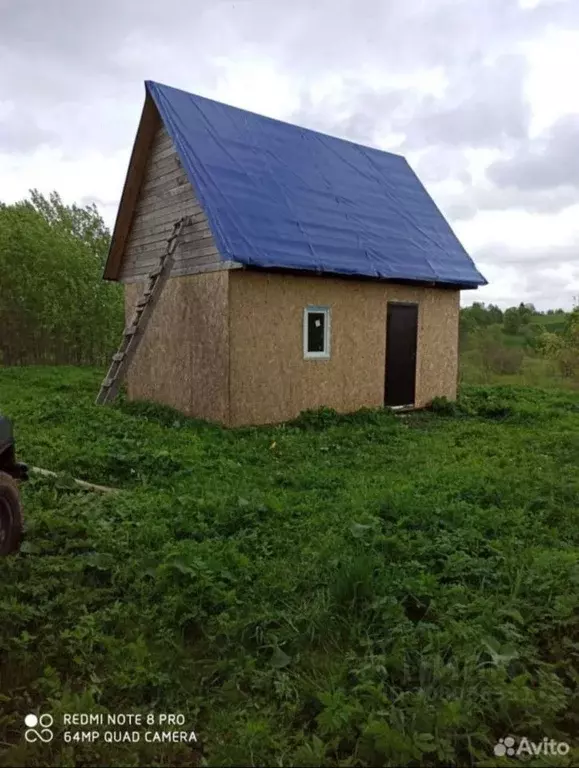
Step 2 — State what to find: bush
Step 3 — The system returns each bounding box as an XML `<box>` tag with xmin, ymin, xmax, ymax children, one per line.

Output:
<box><xmin>557</xmin><ymin>348</ymin><xmax>579</xmax><ymax>379</ymax></box>
<box><xmin>483</xmin><ymin>341</ymin><xmax>524</xmax><ymax>375</ymax></box>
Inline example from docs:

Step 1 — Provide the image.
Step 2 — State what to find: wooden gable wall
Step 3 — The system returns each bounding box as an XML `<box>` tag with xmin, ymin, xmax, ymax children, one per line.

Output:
<box><xmin>118</xmin><ymin>124</ymin><xmax>233</xmax><ymax>282</ymax></box>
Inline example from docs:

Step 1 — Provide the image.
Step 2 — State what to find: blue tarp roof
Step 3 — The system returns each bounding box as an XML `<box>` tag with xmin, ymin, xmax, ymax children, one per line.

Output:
<box><xmin>146</xmin><ymin>80</ymin><xmax>487</xmax><ymax>289</ymax></box>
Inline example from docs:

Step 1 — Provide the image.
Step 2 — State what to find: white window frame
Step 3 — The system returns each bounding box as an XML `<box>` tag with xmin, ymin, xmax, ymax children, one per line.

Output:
<box><xmin>303</xmin><ymin>306</ymin><xmax>331</xmax><ymax>360</ymax></box>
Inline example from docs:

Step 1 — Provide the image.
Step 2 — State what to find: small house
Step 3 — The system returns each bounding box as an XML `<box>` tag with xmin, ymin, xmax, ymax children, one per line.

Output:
<box><xmin>103</xmin><ymin>81</ymin><xmax>486</xmax><ymax>426</ymax></box>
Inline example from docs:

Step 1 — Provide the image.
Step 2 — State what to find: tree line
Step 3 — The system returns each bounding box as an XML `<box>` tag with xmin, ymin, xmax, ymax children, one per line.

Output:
<box><xmin>0</xmin><ymin>191</ymin><xmax>123</xmax><ymax>366</ymax></box>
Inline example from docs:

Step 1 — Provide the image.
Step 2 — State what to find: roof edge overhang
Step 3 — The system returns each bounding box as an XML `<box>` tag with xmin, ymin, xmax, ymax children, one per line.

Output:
<box><xmin>234</xmin><ymin>264</ymin><xmax>483</xmax><ymax>291</ymax></box>
<box><xmin>102</xmin><ymin>88</ymin><xmax>161</xmax><ymax>281</ymax></box>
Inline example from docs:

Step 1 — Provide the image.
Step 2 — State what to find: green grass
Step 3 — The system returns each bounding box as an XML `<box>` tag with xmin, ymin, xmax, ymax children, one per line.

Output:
<box><xmin>1</xmin><ymin>367</ymin><xmax>579</xmax><ymax>767</ymax></box>
<box><xmin>529</xmin><ymin>314</ymin><xmax>569</xmax><ymax>334</ymax></box>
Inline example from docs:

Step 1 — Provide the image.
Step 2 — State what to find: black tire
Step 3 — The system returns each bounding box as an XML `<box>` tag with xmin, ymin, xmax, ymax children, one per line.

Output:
<box><xmin>0</xmin><ymin>471</ymin><xmax>23</xmax><ymax>555</ymax></box>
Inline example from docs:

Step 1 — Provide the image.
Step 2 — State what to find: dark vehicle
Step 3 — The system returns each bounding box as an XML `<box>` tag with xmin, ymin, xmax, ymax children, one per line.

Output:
<box><xmin>0</xmin><ymin>416</ymin><xmax>27</xmax><ymax>555</ymax></box>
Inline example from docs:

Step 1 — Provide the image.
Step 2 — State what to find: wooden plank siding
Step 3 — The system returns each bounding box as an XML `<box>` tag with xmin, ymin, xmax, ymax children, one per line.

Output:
<box><xmin>118</xmin><ymin>123</ymin><xmax>238</xmax><ymax>283</ymax></box>
<box><xmin>103</xmin><ymin>93</ymin><xmax>160</xmax><ymax>280</ymax></box>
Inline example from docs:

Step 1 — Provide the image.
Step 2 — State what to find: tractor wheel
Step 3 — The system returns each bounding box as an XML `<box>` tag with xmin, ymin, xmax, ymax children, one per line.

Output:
<box><xmin>0</xmin><ymin>471</ymin><xmax>23</xmax><ymax>555</ymax></box>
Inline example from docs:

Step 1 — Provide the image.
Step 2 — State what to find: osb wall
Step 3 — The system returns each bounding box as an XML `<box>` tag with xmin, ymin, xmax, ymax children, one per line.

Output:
<box><xmin>228</xmin><ymin>271</ymin><xmax>459</xmax><ymax>426</ymax></box>
<box><xmin>124</xmin><ymin>271</ymin><xmax>230</xmax><ymax>424</ymax></box>
<box><xmin>387</xmin><ymin>282</ymin><xmax>460</xmax><ymax>405</ymax></box>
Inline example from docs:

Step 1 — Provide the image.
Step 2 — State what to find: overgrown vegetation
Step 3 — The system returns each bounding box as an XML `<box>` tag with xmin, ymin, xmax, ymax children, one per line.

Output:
<box><xmin>0</xmin><ymin>191</ymin><xmax>122</xmax><ymax>366</ymax></box>
<box><xmin>460</xmin><ymin>301</ymin><xmax>579</xmax><ymax>389</ymax></box>
<box><xmin>1</xmin><ymin>368</ymin><xmax>578</xmax><ymax>766</ymax></box>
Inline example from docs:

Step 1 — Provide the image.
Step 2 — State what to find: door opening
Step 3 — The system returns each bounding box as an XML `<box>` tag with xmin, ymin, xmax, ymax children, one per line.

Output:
<box><xmin>385</xmin><ymin>302</ymin><xmax>418</xmax><ymax>407</ymax></box>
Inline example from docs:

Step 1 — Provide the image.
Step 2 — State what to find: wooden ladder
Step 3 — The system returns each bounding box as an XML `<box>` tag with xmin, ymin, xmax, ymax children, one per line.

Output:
<box><xmin>95</xmin><ymin>216</ymin><xmax>190</xmax><ymax>405</ymax></box>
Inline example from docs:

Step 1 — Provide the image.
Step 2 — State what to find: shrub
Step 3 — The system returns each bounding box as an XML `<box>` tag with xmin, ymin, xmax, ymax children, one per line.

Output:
<box><xmin>557</xmin><ymin>348</ymin><xmax>579</xmax><ymax>379</ymax></box>
<box><xmin>483</xmin><ymin>342</ymin><xmax>524</xmax><ymax>375</ymax></box>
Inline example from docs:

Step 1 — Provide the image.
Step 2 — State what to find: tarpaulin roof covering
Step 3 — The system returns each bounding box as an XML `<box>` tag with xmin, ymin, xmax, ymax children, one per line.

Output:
<box><xmin>146</xmin><ymin>80</ymin><xmax>487</xmax><ymax>288</ymax></box>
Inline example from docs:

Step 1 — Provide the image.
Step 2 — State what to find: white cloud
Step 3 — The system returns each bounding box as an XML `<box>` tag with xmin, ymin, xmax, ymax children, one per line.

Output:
<box><xmin>1</xmin><ymin>0</ymin><xmax>579</xmax><ymax>308</ymax></box>
<box><xmin>210</xmin><ymin>58</ymin><xmax>302</xmax><ymax>119</ymax></box>
<box><xmin>455</xmin><ymin>205</ymin><xmax>579</xmax><ymax>253</ymax></box>
<box><xmin>524</xmin><ymin>28</ymin><xmax>579</xmax><ymax>135</ymax></box>
<box><xmin>0</xmin><ymin>148</ymin><xmax>126</xmax><ymax>222</ymax></box>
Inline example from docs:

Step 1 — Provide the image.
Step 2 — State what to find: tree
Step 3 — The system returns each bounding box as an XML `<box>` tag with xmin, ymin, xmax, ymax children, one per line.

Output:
<box><xmin>517</xmin><ymin>302</ymin><xmax>535</xmax><ymax>325</ymax></box>
<box><xmin>538</xmin><ymin>306</ymin><xmax>579</xmax><ymax>378</ymax></box>
<box><xmin>487</xmin><ymin>304</ymin><xmax>504</xmax><ymax>325</ymax></box>
<box><xmin>29</xmin><ymin>190</ymin><xmax>110</xmax><ymax>266</ymax></box>
<box><xmin>0</xmin><ymin>190</ymin><xmax>123</xmax><ymax>365</ymax></box>
<box><xmin>564</xmin><ymin>306</ymin><xmax>579</xmax><ymax>343</ymax></box>
<box><xmin>503</xmin><ymin>307</ymin><xmax>522</xmax><ymax>335</ymax></box>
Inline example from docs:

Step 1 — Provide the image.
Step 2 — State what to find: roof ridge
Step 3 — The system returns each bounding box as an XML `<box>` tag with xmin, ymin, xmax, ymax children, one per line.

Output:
<box><xmin>145</xmin><ymin>79</ymin><xmax>407</xmax><ymax>161</ymax></box>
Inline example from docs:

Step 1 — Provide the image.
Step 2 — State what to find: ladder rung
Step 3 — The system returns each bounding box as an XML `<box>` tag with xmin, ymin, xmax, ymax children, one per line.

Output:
<box><xmin>96</xmin><ymin>216</ymin><xmax>188</xmax><ymax>407</ymax></box>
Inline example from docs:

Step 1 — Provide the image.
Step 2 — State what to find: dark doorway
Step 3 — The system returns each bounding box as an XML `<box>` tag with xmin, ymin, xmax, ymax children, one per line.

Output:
<box><xmin>385</xmin><ymin>302</ymin><xmax>418</xmax><ymax>407</ymax></box>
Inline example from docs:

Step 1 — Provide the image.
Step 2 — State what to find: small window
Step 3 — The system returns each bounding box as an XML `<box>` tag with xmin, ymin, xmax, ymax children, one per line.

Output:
<box><xmin>304</xmin><ymin>306</ymin><xmax>331</xmax><ymax>359</ymax></box>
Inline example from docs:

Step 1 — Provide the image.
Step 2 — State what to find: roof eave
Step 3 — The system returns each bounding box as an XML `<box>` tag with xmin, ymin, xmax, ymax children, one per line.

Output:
<box><xmin>237</xmin><ymin>263</ymin><xmax>486</xmax><ymax>290</ymax></box>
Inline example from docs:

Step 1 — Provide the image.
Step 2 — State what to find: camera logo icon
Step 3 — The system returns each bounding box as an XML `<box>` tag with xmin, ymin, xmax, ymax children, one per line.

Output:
<box><xmin>24</xmin><ymin>713</ymin><xmax>54</xmax><ymax>743</ymax></box>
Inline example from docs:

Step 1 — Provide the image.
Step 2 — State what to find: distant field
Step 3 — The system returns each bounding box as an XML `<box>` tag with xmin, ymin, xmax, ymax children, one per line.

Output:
<box><xmin>529</xmin><ymin>314</ymin><xmax>569</xmax><ymax>334</ymax></box>
<box><xmin>1</xmin><ymin>367</ymin><xmax>578</xmax><ymax>767</ymax></box>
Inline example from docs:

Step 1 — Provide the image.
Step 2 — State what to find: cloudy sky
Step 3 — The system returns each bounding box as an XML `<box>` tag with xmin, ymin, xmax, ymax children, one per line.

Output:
<box><xmin>1</xmin><ymin>0</ymin><xmax>578</xmax><ymax>309</ymax></box>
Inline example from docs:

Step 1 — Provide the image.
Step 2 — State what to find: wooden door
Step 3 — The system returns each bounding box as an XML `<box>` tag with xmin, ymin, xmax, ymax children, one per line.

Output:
<box><xmin>385</xmin><ymin>302</ymin><xmax>418</xmax><ymax>406</ymax></box>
